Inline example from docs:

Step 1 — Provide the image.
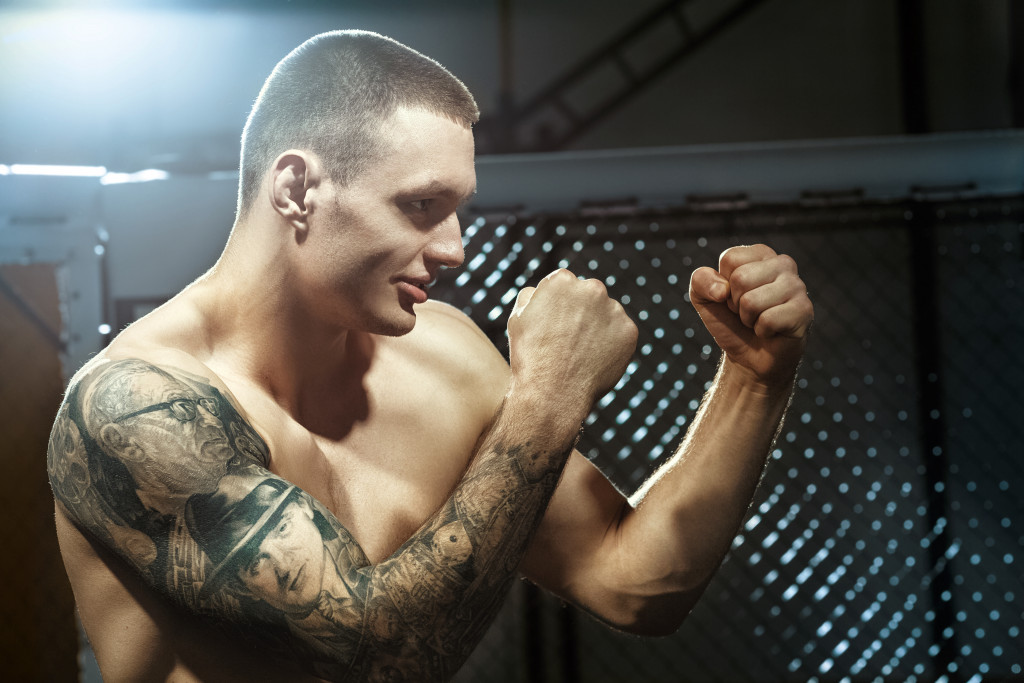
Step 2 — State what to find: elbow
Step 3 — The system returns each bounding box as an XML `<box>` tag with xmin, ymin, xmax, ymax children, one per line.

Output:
<box><xmin>597</xmin><ymin>591</ymin><xmax>698</xmax><ymax>637</ymax></box>
<box><xmin>583</xmin><ymin>568</ymin><xmax>712</xmax><ymax>637</ymax></box>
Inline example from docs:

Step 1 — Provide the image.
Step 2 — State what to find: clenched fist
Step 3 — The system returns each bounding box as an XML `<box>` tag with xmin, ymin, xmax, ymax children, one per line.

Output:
<box><xmin>508</xmin><ymin>269</ymin><xmax>637</xmax><ymax>407</ymax></box>
<box><xmin>689</xmin><ymin>245</ymin><xmax>813</xmax><ymax>387</ymax></box>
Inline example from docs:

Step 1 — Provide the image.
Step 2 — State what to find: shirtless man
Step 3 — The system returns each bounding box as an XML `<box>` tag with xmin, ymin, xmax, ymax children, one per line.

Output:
<box><xmin>47</xmin><ymin>30</ymin><xmax>813</xmax><ymax>682</ymax></box>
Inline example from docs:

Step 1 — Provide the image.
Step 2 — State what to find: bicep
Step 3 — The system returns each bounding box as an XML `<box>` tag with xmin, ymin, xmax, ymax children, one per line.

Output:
<box><xmin>47</xmin><ymin>358</ymin><xmax>370</xmax><ymax>674</ymax></box>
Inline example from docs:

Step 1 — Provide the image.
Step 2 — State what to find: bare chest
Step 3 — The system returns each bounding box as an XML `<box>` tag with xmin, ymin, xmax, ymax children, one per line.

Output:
<box><xmin>254</xmin><ymin>374</ymin><xmax>488</xmax><ymax>564</ymax></box>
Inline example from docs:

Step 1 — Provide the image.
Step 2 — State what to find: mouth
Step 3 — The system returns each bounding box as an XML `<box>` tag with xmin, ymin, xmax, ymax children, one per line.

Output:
<box><xmin>410</xmin><ymin>276</ymin><xmax>436</xmax><ymax>291</ymax></box>
<box><xmin>397</xmin><ymin>278</ymin><xmax>431</xmax><ymax>305</ymax></box>
<box><xmin>289</xmin><ymin>565</ymin><xmax>304</xmax><ymax>592</ymax></box>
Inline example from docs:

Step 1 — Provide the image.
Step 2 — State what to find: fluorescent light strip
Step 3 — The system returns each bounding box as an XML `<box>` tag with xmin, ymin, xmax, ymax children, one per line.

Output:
<box><xmin>100</xmin><ymin>169</ymin><xmax>170</xmax><ymax>185</ymax></box>
<box><xmin>8</xmin><ymin>164</ymin><xmax>108</xmax><ymax>177</ymax></box>
<box><xmin>1</xmin><ymin>164</ymin><xmax>175</xmax><ymax>184</ymax></box>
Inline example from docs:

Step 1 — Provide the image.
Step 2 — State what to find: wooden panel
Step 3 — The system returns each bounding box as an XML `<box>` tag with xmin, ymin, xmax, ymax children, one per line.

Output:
<box><xmin>0</xmin><ymin>264</ymin><xmax>78</xmax><ymax>682</ymax></box>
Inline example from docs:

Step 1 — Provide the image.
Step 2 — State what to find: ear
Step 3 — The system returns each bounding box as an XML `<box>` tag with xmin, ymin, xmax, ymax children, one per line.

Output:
<box><xmin>99</xmin><ymin>423</ymin><xmax>145</xmax><ymax>463</ymax></box>
<box><xmin>267</xmin><ymin>151</ymin><xmax>321</xmax><ymax>232</ymax></box>
<box><xmin>296</xmin><ymin>493</ymin><xmax>317</xmax><ymax>520</ymax></box>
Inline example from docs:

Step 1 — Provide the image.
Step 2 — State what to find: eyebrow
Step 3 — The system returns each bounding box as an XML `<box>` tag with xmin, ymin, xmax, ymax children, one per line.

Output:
<box><xmin>402</xmin><ymin>180</ymin><xmax>477</xmax><ymax>207</ymax></box>
<box><xmin>458</xmin><ymin>190</ymin><xmax>477</xmax><ymax>209</ymax></box>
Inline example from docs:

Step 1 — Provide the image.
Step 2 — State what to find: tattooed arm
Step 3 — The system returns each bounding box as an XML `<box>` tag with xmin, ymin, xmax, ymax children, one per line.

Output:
<box><xmin>48</xmin><ymin>271</ymin><xmax>636</xmax><ymax>681</ymax></box>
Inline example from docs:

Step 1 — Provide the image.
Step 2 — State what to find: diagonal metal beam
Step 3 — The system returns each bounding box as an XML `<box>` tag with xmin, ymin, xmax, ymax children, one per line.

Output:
<box><xmin>0</xmin><ymin>271</ymin><xmax>66</xmax><ymax>352</ymax></box>
<box><xmin>478</xmin><ymin>0</ymin><xmax>771</xmax><ymax>153</ymax></box>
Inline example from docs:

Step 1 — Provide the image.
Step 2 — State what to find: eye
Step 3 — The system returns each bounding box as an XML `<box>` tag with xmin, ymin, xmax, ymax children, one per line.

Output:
<box><xmin>245</xmin><ymin>555</ymin><xmax>267</xmax><ymax>577</ymax></box>
<box><xmin>408</xmin><ymin>199</ymin><xmax>430</xmax><ymax>212</ymax></box>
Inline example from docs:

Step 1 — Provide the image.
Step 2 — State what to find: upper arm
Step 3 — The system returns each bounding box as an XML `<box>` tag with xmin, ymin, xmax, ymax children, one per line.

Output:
<box><xmin>520</xmin><ymin>450</ymin><xmax>633</xmax><ymax>616</ymax></box>
<box><xmin>47</xmin><ymin>357</ymin><xmax>372</xmax><ymax>677</ymax></box>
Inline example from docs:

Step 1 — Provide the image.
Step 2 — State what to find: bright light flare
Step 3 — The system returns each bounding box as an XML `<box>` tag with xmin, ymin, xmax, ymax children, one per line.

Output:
<box><xmin>3</xmin><ymin>10</ymin><xmax>170</xmax><ymax>101</ymax></box>
<box><xmin>9</xmin><ymin>164</ymin><xmax>108</xmax><ymax>177</ymax></box>
<box><xmin>100</xmin><ymin>169</ymin><xmax>170</xmax><ymax>185</ymax></box>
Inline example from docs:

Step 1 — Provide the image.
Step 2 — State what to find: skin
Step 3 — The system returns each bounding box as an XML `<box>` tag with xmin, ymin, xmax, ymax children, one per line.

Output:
<box><xmin>239</xmin><ymin>499</ymin><xmax>329</xmax><ymax>615</ymax></box>
<box><xmin>48</xmin><ymin>105</ymin><xmax>813</xmax><ymax>681</ymax></box>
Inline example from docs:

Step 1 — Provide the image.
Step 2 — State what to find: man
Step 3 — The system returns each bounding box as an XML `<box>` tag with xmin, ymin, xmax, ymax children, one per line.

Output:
<box><xmin>48</xmin><ymin>30</ymin><xmax>813</xmax><ymax>682</ymax></box>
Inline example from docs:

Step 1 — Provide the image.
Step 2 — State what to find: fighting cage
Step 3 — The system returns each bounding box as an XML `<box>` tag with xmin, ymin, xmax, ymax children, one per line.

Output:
<box><xmin>447</xmin><ymin>193</ymin><xmax>1024</xmax><ymax>682</ymax></box>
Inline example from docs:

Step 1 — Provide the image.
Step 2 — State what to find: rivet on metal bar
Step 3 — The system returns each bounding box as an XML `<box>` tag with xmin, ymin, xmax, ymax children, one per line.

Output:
<box><xmin>685</xmin><ymin>192</ymin><xmax>749</xmax><ymax>211</ymax></box>
<box><xmin>579</xmin><ymin>197</ymin><xmax>639</xmax><ymax>217</ymax></box>
<box><xmin>799</xmin><ymin>188</ymin><xmax>865</xmax><ymax>207</ymax></box>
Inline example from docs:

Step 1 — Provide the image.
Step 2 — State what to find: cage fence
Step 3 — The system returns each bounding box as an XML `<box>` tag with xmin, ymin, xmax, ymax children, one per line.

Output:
<box><xmin>447</xmin><ymin>194</ymin><xmax>1024</xmax><ymax>683</ymax></box>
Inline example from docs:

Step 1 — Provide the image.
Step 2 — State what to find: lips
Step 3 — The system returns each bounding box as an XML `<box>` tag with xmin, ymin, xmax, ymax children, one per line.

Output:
<box><xmin>397</xmin><ymin>278</ymin><xmax>430</xmax><ymax>304</ymax></box>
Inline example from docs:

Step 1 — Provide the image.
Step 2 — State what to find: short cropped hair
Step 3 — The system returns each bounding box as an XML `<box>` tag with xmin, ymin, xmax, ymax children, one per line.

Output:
<box><xmin>237</xmin><ymin>30</ymin><xmax>479</xmax><ymax>218</ymax></box>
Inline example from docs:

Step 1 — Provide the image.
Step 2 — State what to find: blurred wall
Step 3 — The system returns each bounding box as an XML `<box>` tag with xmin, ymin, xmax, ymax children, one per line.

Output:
<box><xmin>0</xmin><ymin>0</ymin><xmax>1015</xmax><ymax>170</ymax></box>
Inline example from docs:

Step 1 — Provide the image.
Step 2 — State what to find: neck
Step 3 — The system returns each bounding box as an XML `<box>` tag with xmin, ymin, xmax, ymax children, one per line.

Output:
<box><xmin>194</xmin><ymin>223</ymin><xmax>373</xmax><ymax>427</ymax></box>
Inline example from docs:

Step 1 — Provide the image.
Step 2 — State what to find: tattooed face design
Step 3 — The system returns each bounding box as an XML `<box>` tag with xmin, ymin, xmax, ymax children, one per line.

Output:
<box><xmin>238</xmin><ymin>497</ymin><xmax>327</xmax><ymax>615</ymax></box>
<box><xmin>89</xmin><ymin>364</ymin><xmax>234</xmax><ymax>497</ymax></box>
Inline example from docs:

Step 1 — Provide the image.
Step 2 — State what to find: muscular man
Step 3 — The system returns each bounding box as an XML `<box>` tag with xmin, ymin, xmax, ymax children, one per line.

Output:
<box><xmin>47</xmin><ymin>30</ymin><xmax>813</xmax><ymax>682</ymax></box>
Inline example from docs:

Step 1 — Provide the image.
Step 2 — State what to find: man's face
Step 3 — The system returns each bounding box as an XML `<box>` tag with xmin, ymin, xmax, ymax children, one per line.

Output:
<box><xmin>298</xmin><ymin>106</ymin><xmax>477</xmax><ymax>336</ymax></box>
<box><xmin>99</xmin><ymin>371</ymin><xmax>233</xmax><ymax>496</ymax></box>
<box><xmin>238</xmin><ymin>497</ymin><xmax>326</xmax><ymax>615</ymax></box>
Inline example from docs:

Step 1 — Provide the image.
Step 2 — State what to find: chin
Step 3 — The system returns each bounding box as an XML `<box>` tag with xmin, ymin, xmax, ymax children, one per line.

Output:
<box><xmin>366</xmin><ymin>309</ymin><xmax>418</xmax><ymax>338</ymax></box>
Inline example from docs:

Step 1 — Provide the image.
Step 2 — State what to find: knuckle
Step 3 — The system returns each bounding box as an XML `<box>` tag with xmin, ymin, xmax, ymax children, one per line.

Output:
<box><xmin>719</xmin><ymin>248</ymin><xmax>741</xmax><ymax>268</ymax></box>
<box><xmin>774</xmin><ymin>253</ymin><xmax>798</xmax><ymax>273</ymax></box>
<box><xmin>756</xmin><ymin>305</ymin><xmax>779</xmax><ymax>330</ymax></box>
<box><xmin>623</xmin><ymin>317</ymin><xmax>639</xmax><ymax>344</ymax></box>
<box><xmin>800</xmin><ymin>298</ymin><xmax>816</xmax><ymax>320</ymax></box>
<box><xmin>545</xmin><ymin>268</ymin><xmax>573</xmax><ymax>283</ymax></box>
<box><xmin>730</xmin><ymin>266</ymin><xmax>754</xmax><ymax>290</ymax></box>
<box><xmin>737</xmin><ymin>293</ymin><xmax>758</xmax><ymax>319</ymax></box>
<box><xmin>778</xmin><ymin>272</ymin><xmax>803</xmax><ymax>293</ymax></box>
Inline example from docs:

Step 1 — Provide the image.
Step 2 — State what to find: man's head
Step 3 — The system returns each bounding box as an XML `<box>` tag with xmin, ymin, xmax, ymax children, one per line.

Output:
<box><xmin>237</xmin><ymin>30</ymin><xmax>479</xmax><ymax>220</ymax></box>
<box><xmin>186</xmin><ymin>475</ymin><xmax>336</xmax><ymax>615</ymax></box>
<box><xmin>86</xmin><ymin>360</ymin><xmax>235</xmax><ymax>497</ymax></box>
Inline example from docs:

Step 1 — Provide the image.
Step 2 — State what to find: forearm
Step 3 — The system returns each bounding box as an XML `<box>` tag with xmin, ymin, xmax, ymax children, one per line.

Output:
<box><xmin>360</xmin><ymin>381</ymin><xmax>584</xmax><ymax>678</ymax></box>
<box><xmin>619</xmin><ymin>358</ymin><xmax>794</xmax><ymax>607</ymax></box>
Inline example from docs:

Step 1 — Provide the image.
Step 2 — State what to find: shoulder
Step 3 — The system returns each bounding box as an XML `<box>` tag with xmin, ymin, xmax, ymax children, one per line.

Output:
<box><xmin>413</xmin><ymin>300</ymin><xmax>501</xmax><ymax>349</ymax></box>
<box><xmin>404</xmin><ymin>300</ymin><xmax>509</xmax><ymax>381</ymax></box>
<box><xmin>72</xmin><ymin>290</ymin><xmax>250</xmax><ymax>421</ymax></box>
<box><xmin>379</xmin><ymin>300</ymin><xmax>510</xmax><ymax>416</ymax></box>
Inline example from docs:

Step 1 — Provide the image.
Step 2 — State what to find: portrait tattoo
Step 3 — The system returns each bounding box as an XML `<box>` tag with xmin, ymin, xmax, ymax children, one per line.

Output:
<box><xmin>48</xmin><ymin>359</ymin><xmax>573</xmax><ymax>681</ymax></box>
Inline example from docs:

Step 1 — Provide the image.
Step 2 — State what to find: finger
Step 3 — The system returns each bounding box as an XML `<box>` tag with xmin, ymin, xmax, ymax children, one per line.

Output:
<box><xmin>726</xmin><ymin>253</ymin><xmax>798</xmax><ymax>312</ymax></box>
<box><xmin>542</xmin><ymin>268</ymin><xmax>576</xmax><ymax>283</ymax></box>
<box><xmin>718</xmin><ymin>244</ymin><xmax>778</xmax><ymax>281</ymax></box>
<box><xmin>735</xmin><ymin>273</ymin><xmax>806</xmax><ymax>330</ymax></box>
<box><xmin>512</xmin><ymin>287</ymin><xmax>536</xmax><ymax>317</ymax></box>
<box><xmin>689</xmin><ymin>266</ymin><xmax>729</xmax><ymax>305</ymax></box>
<box><xmin>753</xmin><ymin>296</ymin><xmax>814</xmax><ymax>339</ymax></box>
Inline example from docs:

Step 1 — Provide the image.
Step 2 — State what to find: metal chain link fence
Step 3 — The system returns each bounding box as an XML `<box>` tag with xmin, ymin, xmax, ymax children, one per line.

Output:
<box><xmin>448</xmin><ymin>194</ymin><xmax>1024</xmax><ymax>683</ymax></box>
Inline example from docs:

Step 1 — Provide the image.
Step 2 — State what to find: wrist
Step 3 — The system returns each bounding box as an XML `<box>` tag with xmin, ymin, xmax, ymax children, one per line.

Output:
<box><xmin>717</xmin><ymin>355</ymin><xmax>798</xmax><ymax>401</ymax></box>
<box><xmin>505</xmin><ymin>374</ymin><xmax>590</xmax><ymax>441</ymax></box>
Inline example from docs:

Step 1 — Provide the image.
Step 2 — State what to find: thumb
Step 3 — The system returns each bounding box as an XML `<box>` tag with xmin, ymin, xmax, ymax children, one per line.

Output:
<box><xmin>511</xmin><ymin>286</ymin><xmax>536</xmax><ymax>318</ymax></box>
<box><xmin>689</xmin><ymin>267</ymin><xmax>728</xmax><ymax>305</ymax></box>
<box><xmin>689</xmin><ymin>267</ymin><xmax>749</xmax><ymax>349</ymax></box>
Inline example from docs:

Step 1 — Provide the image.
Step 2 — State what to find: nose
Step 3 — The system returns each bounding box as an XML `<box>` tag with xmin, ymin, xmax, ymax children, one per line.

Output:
<box><xmin>270</xmin><ymin>552</ymin><xmax>291</xmax><ymax>588</ymax></box>
<box><xmin>425</xmin><ymin>211</ymin><xmax>465</xmax><ymax>269</ymax></box>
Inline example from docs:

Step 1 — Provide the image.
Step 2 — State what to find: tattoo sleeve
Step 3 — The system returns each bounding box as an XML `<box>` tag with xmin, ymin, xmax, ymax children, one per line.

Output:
<box><xmin>47</xmin><ymin>359</ymin><xmax>577</xmax><ymax>681</ymax></box>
